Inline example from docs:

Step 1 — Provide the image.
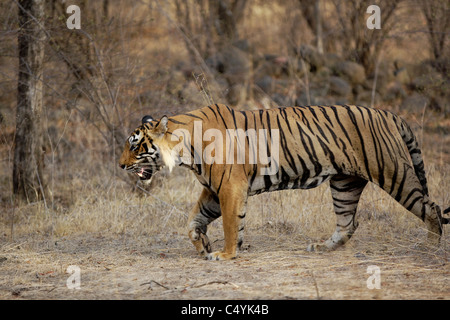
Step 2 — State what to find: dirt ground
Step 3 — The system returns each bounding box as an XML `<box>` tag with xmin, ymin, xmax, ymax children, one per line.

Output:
<box><xmin>1</xmin><ymin>228</ymin><xmax>448</xmax><ymax>300</ymax></box>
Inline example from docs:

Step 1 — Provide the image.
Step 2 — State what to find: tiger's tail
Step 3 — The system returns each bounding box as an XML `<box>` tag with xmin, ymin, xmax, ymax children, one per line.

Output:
<box><xmin>396</xmin><ymin>117</ymin><xmax>449</xmax><ymax>225</ymax></box>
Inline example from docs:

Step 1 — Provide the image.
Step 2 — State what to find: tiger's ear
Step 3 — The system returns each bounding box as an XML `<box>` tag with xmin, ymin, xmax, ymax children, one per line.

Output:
<box><xmin>142</xmin><ymin>115</ymin><xmax>154</xmax><ymax>124</ymax></box>
<box><xmin>153</xmin><ymin>115</ymin><xmax>168</xmax><ymax>135</ymax></box>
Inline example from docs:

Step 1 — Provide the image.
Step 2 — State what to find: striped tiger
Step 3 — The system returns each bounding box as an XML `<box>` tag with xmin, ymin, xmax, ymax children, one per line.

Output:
<box><xmin>119</xmin><ymin>104</ymin><xmax>449</xmax><ymax>260</ymax></box>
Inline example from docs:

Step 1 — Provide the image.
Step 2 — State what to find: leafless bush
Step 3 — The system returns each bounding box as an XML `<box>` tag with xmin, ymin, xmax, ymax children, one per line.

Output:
<box><xmin>298</xmin><ymin>0</ymin><xmax>402</xmax><ymax>75</ymax></box>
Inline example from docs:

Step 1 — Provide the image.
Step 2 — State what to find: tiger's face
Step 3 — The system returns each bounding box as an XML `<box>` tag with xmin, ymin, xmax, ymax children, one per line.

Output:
<box><xmin>119</xmin><ymin>115</ymin><xmax>168</xmax><ymax>183</ymax></box>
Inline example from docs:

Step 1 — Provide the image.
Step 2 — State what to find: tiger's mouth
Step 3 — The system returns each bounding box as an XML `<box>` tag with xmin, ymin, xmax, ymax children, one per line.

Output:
<box><xmin>134</xmin><ymin>167</ymin><xmax>153</xmax><ymax>180</ymax></box>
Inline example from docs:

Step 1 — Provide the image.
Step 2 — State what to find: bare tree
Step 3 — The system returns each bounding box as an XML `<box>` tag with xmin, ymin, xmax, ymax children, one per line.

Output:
<box><xmin>418</xmin><ymin>0</ymin><xmax>449</xmax><ymax>62</ymax></box>
<box><xmin>314</xmin><ymin>0</ymin><xmax>323</xmax><ymax>54</ymax></box>
<box><xmin>213</xmin><ymin>0</ymin><xmax>247</xmax><ymax>45</ymax></box>
<box><xmin>174</xmin><ymin>0</ymin><xmax>248</xmax><ymax>61</ymax></box>
<box><xmin>332</xmin><ymin>0</ymin><xmax>401</xmax><ymax>74</ymax></box>
<box><xmin>299</xmin><ymin>0</ymin><xmax>401</xmax><ymax>74</ymax></box>
<box><xmin>13</xmin><ymin>0</ymin><xmax>46</xmax><ymax>203</ymax></box>
<box><xmin>298</xmin><ymin>0</ymin><xmax>328</xmax><ymax>53</ymax></box>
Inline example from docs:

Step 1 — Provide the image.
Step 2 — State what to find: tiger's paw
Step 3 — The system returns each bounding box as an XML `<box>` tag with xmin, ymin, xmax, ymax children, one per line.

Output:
<box><xmin>205</xmin><ymin>251</ymin><xmax>237</xmax><ymax>261</ymax></box>
<box><xmin>189</xmin><ymin>229</ymin><xmax>212</xmax><ymax>257</ymax></box>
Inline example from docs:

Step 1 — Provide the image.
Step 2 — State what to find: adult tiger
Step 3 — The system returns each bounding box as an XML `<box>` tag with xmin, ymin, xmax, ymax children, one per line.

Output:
<box><xmin>119</xmin><ymin>104</ymin><xmax>449</xmax><ymax>260</ymax></box>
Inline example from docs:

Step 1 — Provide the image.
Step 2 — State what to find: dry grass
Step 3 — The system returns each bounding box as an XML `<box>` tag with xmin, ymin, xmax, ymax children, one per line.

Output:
<box><xmin>0</xmin><ymin>138</ymin><xmax>449</xmax><ymax>299</ymax></box>
<box><xmin>0</xmin><ymin>224</ymin><xmax>448</xmax><ymax>300</ymax></box>
<box><xmin>0</xmin><ymin>0</ymin><xmax>449</xmax><ymax>301</ymax></box>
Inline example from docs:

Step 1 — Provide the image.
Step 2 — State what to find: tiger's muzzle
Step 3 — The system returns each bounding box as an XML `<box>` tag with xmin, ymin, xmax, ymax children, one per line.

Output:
<box><xmin>119</xmin><ymin>164</ymin><xmax>155</xmax><ymax>181</ymax></box>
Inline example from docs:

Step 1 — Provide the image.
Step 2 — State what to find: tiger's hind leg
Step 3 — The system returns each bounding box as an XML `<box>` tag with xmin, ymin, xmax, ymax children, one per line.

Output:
<box><xmin>386</xmin><ymin>165</ymin><xmax>445</xmax><ymax>245</ymax></box>
<box><xmin>307</xmin><ymin>175</ymin><xmax>367</xmax><ymax>252</ymax></box>
<box><xmin>188</xmin><ymin>188</ymin><xmax>221</xmax><ymax>257</ymax></box>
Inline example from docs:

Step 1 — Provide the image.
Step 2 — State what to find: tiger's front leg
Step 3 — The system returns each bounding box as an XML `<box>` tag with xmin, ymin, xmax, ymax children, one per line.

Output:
<box><xmin>188</xmin><ymin>188</ymin><xmax>221</xmax><ymax>257</ymax></box>
<box><xmin>206</xmin><ymin>183</ymin><xmax>248</xmax><ymax>261</ymax></box>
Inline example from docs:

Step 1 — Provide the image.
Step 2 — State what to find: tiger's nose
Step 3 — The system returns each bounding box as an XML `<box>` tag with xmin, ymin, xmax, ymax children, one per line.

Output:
<box><xmin>119</xmin><ymin>164</ymin><xmax>126</xmax><ymax>170</ymax></box>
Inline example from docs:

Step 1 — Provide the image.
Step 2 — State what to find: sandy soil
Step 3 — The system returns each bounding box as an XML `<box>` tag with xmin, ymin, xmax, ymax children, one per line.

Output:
<box><xmin>1</xmin><ymin>229</ymin><xmax>448</xmax><ymax>300</ymax></box>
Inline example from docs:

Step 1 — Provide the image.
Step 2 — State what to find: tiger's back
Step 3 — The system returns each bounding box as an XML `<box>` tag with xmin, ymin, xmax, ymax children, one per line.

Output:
<box><xmin>175</xmin><ymin>105</ymin><xmax>413</xmax><ymax>196</ymax></box>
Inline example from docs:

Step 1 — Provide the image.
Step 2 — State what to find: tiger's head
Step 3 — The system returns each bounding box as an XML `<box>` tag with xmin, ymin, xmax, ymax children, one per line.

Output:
<box><xmin>119</xmin><ymin>115</ymin><xmax>170</xmax><ymax>184</ymax></box>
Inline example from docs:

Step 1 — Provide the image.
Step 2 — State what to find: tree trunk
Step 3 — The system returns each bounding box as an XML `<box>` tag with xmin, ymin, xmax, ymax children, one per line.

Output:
<box><xmin>211</xmin><ymin>0</ymin><xmax>247</xmax><ymax>48</ymax></box>
<box><xmin>299</xmin><ymin>0</ymin><xmax>331</xmax><ymax>52</ymax></box>
<box><xmin>314</xmin><ymin>0</ymin><xmax>323</xmax><ymax>54</ymax></box>
<box><xmin>13</xmin><ymin>0</ymin><xmax>46</xmax><ymax>203</ymax></box>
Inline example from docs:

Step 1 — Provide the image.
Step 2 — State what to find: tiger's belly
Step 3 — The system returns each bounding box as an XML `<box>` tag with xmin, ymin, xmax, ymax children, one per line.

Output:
<box><xmin>247</xmin><ymin>173</ymin><xmax>332</xmax><ymax>196</ymax></box>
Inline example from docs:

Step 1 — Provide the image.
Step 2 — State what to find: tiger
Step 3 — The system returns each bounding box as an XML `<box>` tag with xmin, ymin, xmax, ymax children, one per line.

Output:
<box><xmin>119</xmin><ymin>104</ymin><xmax>449</xmax><ymax>260</ymax></box>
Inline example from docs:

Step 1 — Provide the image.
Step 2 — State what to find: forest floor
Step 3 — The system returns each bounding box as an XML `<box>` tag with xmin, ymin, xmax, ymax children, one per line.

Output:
<box><xmin>1</xmin><ymin>127</ymin><xmax>449</xmax><ymax>301</ymax></box>
<box><xmin>1</xmin><ymin>224</ymin><xmax>448</xmax><ymax>300</ymax></box>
